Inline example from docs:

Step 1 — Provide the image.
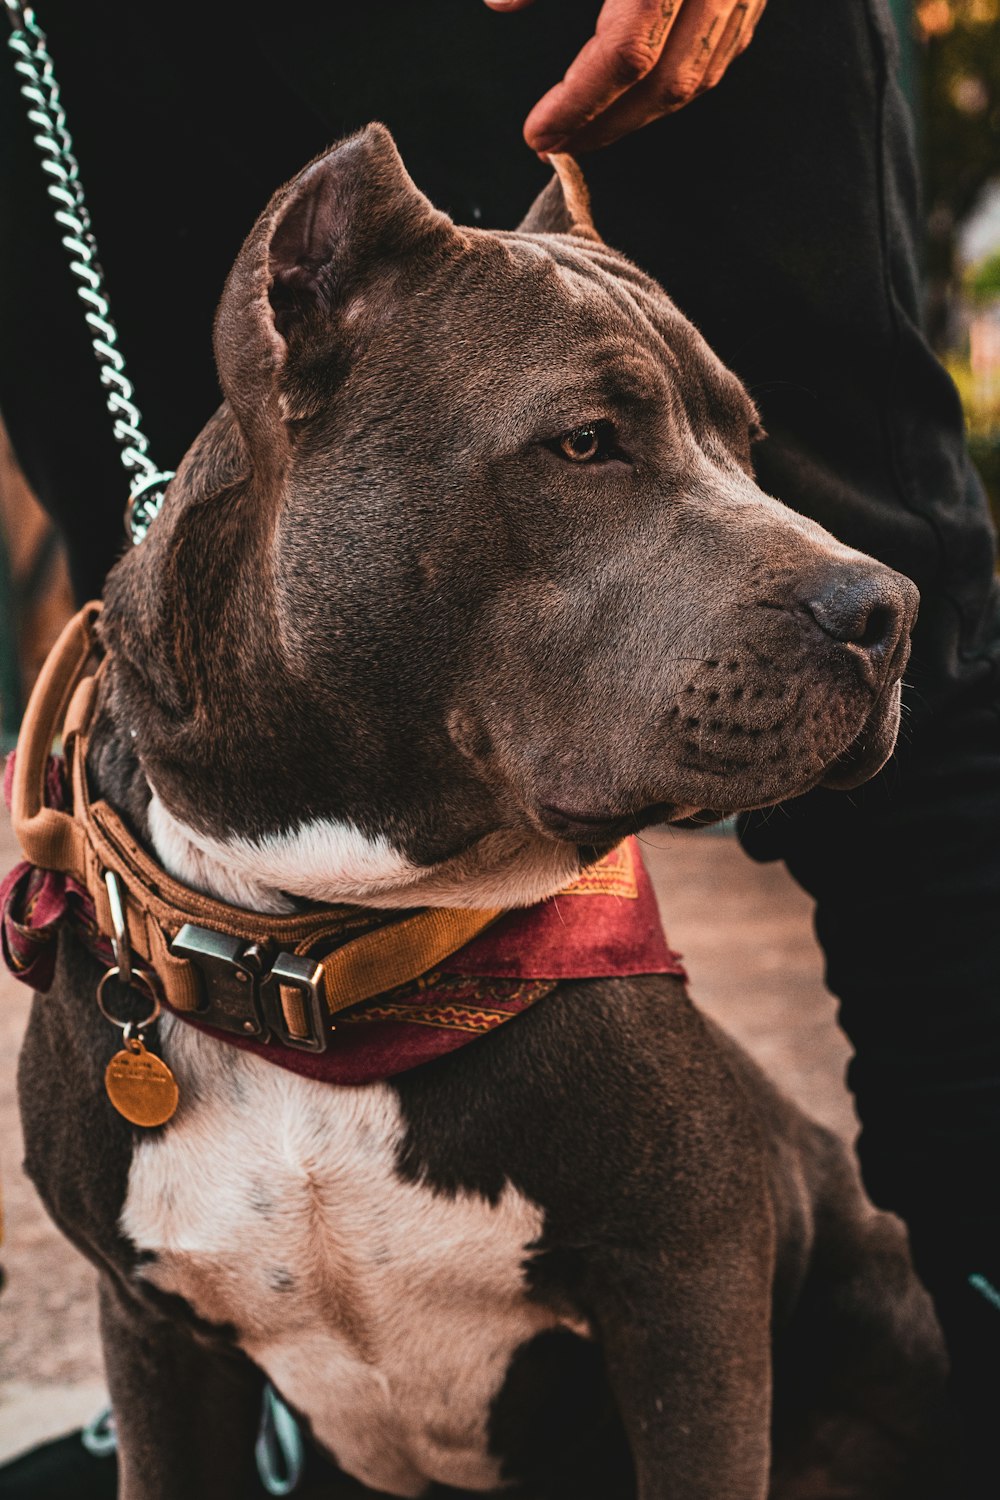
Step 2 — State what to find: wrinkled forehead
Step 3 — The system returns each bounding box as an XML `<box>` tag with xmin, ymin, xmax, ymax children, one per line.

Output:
<box><xmin>484</xmin><ymin>232</ymin><xmax>680</xmax><ymax>413</ymax></box>
<box><xmin>376</xmin><ymin>228</ymin><xmax>758</xmax><ymax>444</ymax></box>
<box><xmin>502</xmin><ymin>229</ymin><xmax>694</xmax><ymax>351</ymax></box>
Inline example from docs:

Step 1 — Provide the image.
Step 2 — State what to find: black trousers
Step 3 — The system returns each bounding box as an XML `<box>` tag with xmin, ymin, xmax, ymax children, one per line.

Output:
<box><xmin>3</xmin><ymin>0</ymin><xmax>998</xmax><ymax>1487</ymax></box>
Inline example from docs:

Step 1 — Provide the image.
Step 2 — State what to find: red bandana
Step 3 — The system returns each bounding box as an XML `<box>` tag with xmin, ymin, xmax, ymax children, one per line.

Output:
<box><xmin>2</xmin><ymin>755</ymin><xmax>684</xmax><ymax>1084</ymax></box>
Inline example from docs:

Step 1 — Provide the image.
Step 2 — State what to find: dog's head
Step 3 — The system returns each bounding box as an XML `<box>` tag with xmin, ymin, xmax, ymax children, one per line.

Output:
<box><xmin>102</xmin><ymin>125</ymin><xmax>917</xmax><ymax>908</ymax></box>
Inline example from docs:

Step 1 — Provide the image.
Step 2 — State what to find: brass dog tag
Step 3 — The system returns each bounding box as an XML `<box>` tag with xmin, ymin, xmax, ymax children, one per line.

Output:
<box><xmin>105</xmin><ymin>1036</ymin><xmax>179</xmax><ymax>1128</ymax></box>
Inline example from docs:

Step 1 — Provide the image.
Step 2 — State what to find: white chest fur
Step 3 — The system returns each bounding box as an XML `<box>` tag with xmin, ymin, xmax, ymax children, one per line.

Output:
<box><xmin>121</xmin><ymin>1018</ymin><xmax>561</xmax><ymax>1496</ymax></box>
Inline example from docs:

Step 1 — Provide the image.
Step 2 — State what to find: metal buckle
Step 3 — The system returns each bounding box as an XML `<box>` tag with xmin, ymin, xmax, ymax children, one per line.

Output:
<box><xmin>260</xmin><ymin>954</ymin><xmax>329</xmax><ymax>1054</ymax></box>
<box><xmin>168</xmin><ymin>926</ymin><xmax>329</xmax><ymax>1052</ymax></box>
<box><xmin>169</xmin><ymin>924</ymin><xmax>269</xmax><ymax>1038</ymax></box>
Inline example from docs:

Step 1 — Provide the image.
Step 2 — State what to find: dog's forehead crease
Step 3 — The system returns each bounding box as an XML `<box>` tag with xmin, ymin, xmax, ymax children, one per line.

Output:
<box><xmin>318</xmin><ymin>251</ymin><xmax>724</xmax><ymax>462</ymax></box>
<box><xmin>414</xmin><ymin>234</ymin><xmax>753</xmax><ymax>448</ymax></box>
<box><xmin>508</xmin><ymin>235</ymin><xmax>760</xmax><ymax>432</ymax></box>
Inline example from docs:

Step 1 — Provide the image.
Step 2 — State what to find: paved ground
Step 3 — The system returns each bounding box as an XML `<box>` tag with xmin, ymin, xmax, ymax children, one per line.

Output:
<box><xmin>0</xmin><ymin>815</ymin><xmax>856</xmax><ymax>1465</ymax></box>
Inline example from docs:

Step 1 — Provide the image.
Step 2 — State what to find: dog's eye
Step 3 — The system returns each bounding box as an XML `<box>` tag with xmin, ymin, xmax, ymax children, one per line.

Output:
<box><xmin>550</xmin><ymin>421</ymin><xmax>621</xmax><ymax>464</ymax></box>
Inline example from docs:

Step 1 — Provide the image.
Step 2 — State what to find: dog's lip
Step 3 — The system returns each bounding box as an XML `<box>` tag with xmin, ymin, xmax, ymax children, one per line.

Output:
<box><xmin>819</xmin><ymin>678</ymin><xmax>902</xmax><ymax>791</ymax></box>
<box><xmin>537</xmin><ymin>801</ymin><xmax>679</xmax><ymax>842</ymax></box>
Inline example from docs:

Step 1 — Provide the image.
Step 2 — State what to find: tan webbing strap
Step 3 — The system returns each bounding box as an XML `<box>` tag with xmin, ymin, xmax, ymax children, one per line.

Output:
<box><xmin>308</xmin><ymin>906</ymin><xmax>505</xmax><ymax>1017</ymax></box>
<box><xmin>81</xmin><ymin>780</ymin><xmax>503</xmax><ymax>1018</ymax></box>
<box><xmin>146</xmin><ymin>921</ymin><xmax>204</xmax><ymax>1013</ymax></box>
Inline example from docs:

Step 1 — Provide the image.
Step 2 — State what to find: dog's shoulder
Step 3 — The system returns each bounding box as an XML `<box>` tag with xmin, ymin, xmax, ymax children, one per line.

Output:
<box><xmin>394</xmin><ymin>972</ymin><xmax>778</xmax><ymax>1241</ymax></box>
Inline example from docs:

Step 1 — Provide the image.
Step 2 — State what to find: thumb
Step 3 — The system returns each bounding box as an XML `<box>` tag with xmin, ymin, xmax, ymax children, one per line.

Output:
<box><xmin>482</xmin><ymin>1</ymin><xmax>538</xmax><ymax>10</ymax></box>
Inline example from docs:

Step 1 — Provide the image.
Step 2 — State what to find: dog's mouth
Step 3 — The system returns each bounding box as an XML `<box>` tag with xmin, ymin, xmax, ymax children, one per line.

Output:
<box><xmin>531</xmin><ymin>677</ymin><xmax>904</xmax><ymax>847</ymax></box>
<box><xmin>817</xmin><ymin>675</ymin><xmax>903</xmax><ymax>791</ymax></box>
<box><xmin>537</xmin><ymin>800</ymin><xmax>692</xmax><ymax>846</ymax></box>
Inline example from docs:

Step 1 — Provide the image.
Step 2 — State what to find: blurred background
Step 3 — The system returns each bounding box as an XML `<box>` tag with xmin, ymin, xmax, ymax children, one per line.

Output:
<box><xmin>0</xmin><ymin>0</ymin><xmax>998</xmax><ymax>1475</ymax></box>
<box><xmin>915</xmin><ymin>0</ymin><xmax>1000</xmax><ymax>507</ymax></box>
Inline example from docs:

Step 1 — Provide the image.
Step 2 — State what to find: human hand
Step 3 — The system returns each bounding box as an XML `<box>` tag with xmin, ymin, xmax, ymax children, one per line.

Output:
<box><xmin>483</xmin><ymin>0</ymin><xmax>766</xmax><ymax>153</ymax></box>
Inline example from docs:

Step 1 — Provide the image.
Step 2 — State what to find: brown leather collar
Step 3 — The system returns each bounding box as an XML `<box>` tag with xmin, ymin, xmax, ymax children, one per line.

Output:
<box><xmin>10</xmin><ymin>606</ymin><xmax>503</xmax><ymax>1054</ymax></box>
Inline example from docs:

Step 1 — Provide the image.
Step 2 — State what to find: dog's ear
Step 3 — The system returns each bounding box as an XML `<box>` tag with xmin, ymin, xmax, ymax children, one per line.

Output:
<box><xmin>518</xmin><ymin>154</ymin><xmax>599</xmax><ymax>240</ymax></box>
<box><xmin>214</xmin><ymin>124</ymin><xmax>459</xmax><ymax>464</ymax></box>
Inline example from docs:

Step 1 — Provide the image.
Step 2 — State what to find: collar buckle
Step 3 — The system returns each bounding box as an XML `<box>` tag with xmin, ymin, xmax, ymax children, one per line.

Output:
<box><xmin>260</xmin><ymin>954</ymin><xmax>329</xmax><ymax>1054</ymax></box>
<box><xmin>169</xmin><ymin>924</ymin><xmax>270</xmax><ymax>1038</ymax></box>
<box><xmin>168</xmin><ymin>923</ymin><xmax>329</xmax><ymax>1053</ymax></box>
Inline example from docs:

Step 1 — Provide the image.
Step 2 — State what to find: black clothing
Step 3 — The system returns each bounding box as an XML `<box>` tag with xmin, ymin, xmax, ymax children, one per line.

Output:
<box><xmin>2</xmin><ymin>0</ymin><xmax>998</xmax><ymax>1490</ymax></box>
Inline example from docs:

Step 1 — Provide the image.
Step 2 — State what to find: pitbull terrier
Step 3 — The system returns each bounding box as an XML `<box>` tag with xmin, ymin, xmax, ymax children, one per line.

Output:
<box><xmin>18</xmin><ymin>126</ymin><xmax>950</xmax><ymax>1499</ymax></box>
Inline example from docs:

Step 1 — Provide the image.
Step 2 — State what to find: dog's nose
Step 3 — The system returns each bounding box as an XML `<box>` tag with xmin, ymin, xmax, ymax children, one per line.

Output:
<box><xmin>799</xmin><ymin>563</ymin><xmax>918</xmax><ymax>667</ymax></box>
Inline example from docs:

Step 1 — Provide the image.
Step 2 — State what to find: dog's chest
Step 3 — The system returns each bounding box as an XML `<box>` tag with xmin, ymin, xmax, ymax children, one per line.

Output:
<box><xmin>121</xmin><ymin>1019</ymin><xmax>559</xmax><ymax>1496</ymax></box>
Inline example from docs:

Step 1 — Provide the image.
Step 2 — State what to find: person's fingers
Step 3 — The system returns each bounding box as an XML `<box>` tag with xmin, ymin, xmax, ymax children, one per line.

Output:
<box><xmin>698</xmin><ymin>1</ymin><xmax>749</xmax><ymax>90</ymax></box>
<box><xmin>482</xmin><ymin>0</ymin><xmax>538</xmax><ymax>11</ymax></box>
<box><xmin>561</xmin><ymin>0</ymin><xmax>761</xmax><ymax>152</ymax></box>
<box><xmin>522</xmin><ymin>0</ymin><xmax>686</xmax><ymax>151</ymax></box>
<box><xmin>641</xmin><ymin>0</ymin><xmax>745</xmax><ymax>100</ymax></box>
<box><xmin>701</xmin><ymin>0</ymin><xmax>766</xmax><ymax>90</ymax></box>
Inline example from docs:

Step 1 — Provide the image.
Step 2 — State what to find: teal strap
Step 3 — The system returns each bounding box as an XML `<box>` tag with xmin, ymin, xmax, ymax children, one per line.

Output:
<box><xmin>255</xmin><ymin>1385</ymin><xmax>307</xmax><ymax>1497</ymax></box>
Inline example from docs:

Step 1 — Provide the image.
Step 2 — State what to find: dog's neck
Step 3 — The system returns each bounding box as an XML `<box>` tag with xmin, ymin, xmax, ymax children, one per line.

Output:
<box><xmin>143</xmin><ymin>782</ymin><xmax>582</xmax><ymax>917</ymax></box>
<box><xmin>146</xmin><ymin>793</ymin><xmax>296</xmax><ymax>915</ymax></box>
<box><xmin>89</xmin><ymin>665</ymin><xmax>582</xmax><ymax>919</ymax></box>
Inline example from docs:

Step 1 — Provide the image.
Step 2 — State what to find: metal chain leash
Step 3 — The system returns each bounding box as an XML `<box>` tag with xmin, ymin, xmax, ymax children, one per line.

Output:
<box><xmin>4</xmin><ymin>0</ymin><xmax>173</xmax><ymax>543</ymax></box>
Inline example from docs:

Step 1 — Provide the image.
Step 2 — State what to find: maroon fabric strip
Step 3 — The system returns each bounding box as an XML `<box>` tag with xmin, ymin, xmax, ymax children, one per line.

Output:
<box><xmin>445</xmin><ymin>839</ymin><xmax>682</xmax><ymax>981</ymax></box>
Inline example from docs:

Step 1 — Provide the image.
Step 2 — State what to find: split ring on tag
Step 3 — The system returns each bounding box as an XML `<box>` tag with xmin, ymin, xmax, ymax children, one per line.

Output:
<box><xmin>96</xmin><ymin>964</ymin><xmax>161</xmax><ymax>1031</ymax></box>
<box><xmin>96</xmin><ymin>903</ymin><xmax>179</xmax><ymax>1127</ymax></box>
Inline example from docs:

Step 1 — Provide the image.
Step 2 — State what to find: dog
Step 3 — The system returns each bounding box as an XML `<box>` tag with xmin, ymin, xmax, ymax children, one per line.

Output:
<box><xmin>16</xmin><ymin>125</ymin><xmax>951</xmax><ymax>1500</ymax></box>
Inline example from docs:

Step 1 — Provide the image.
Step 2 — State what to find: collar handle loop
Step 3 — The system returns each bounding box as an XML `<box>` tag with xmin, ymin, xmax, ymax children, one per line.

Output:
<box><xmin>10</xmin><ymin>603</ymin><xmax>100</xmax><ymax>878</ymax></box>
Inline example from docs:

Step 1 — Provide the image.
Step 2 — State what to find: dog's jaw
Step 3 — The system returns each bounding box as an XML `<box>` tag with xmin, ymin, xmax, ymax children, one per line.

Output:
<box><xmin>148</xmin><ymin>792</ymin><xmax>582</xmax><ymax>912</ymax></box>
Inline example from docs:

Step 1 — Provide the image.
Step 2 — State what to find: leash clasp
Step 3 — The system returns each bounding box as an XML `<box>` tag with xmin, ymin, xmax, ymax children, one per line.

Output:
<box><xmin>98</xmin><ymin>873</ymin><xmax>162</xmax><ymax>1029</ymax></box>
<box><xmin>104</xmin><ymin>869</ymin><xmax>133</xmax><ymax>985</ymax></box>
